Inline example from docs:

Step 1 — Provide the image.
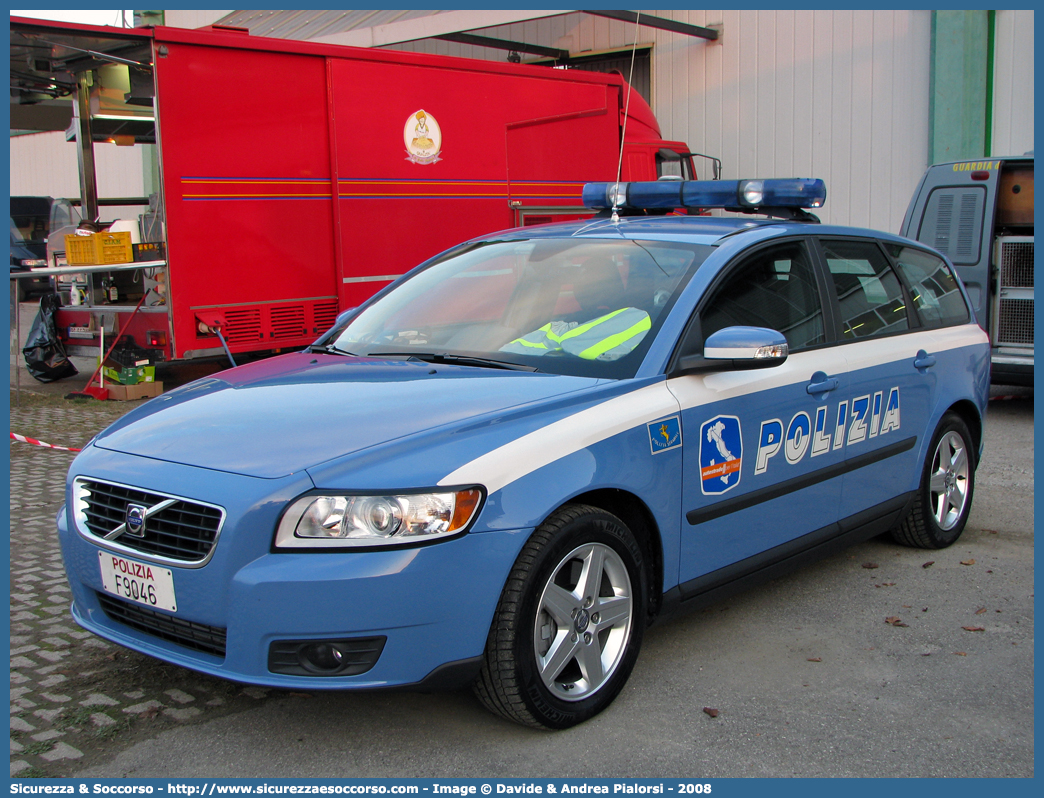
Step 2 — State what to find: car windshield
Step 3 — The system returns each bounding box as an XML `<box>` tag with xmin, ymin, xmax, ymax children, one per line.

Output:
<box><xmin>332</xmin><ymin>238</ymin><xmax>713</xmax><ymax>378</ymax></box>
<box><xmin>10</xmin><ymin>218</ymin><xmax>26</xmax><ymax>244</ymax></box>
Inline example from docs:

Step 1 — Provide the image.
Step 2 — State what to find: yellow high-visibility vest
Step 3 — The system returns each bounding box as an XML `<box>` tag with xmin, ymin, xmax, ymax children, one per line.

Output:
<box><xmin>501</xmin><ymin>308</ymin><xmax>651</xmax><ymax>361</ymax></box>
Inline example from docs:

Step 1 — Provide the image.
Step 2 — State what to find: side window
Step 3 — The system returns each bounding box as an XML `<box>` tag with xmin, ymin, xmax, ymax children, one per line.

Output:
<box><xmin>821</xmin><ymin>239</ymin><xmax>909</xmax><ymax>340</ymax></box>
<box><xmin>887</xmin><ymin>245</ymin><xmax>971</xmax><ymax>328</ymax></box>
<box><xmin>655</xmin><ymin>149</ymin><xmax>693</xmax><ymax>181</ymax></box>
<box><xmin>701</xmin><ymin>242</ymin><xmax>825</xmax><ymax>350</ymax></box>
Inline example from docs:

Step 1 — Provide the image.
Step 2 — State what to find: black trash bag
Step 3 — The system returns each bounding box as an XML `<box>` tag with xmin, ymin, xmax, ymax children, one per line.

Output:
<box><xmin>22</xmin><ymin>293</ymin><xmax>78</xmax><ymax>383</ymax></box>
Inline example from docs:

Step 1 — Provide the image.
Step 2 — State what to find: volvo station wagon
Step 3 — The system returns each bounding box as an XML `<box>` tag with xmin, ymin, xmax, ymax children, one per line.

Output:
<box><xmin>58</xmin><ymin>178</ymin><xmax>990</xmax><ymax>728</ymax></box>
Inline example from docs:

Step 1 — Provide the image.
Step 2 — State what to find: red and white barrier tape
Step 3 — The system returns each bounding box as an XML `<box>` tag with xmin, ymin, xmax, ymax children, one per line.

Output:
<box><xmin>10</xmin><ymin>433</ymin><xmax>81</xmax><ymax>452</ymax></box>
<box><xmin>989</xmin><ymin>394</ymin><xmax>1032</xmax><ymax>402</ymax></box>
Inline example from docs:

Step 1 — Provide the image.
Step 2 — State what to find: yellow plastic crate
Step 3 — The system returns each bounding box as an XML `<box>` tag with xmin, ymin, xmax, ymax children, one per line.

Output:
<box><xmin>64</xmin><ymin>231</ymin><xmax>134</xmax><ymax>265</ymax></box>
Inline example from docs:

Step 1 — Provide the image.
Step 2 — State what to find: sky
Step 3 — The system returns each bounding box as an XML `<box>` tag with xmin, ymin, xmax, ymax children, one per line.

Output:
<box><xmin>10</xmin><ymin>10</ymin><xmax>134</xmax><ymax>27</ymax></box>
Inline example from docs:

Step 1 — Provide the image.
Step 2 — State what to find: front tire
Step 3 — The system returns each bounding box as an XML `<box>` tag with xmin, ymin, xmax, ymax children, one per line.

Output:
<box><xmin>891</xmin><ymin>412</ymin><xmax>976</xmax><ymax>549</ymax></box>
<box><xmin>474</xmin><ymin>504</ymin><xmax>647</xmax><ymax>729</ymax></box>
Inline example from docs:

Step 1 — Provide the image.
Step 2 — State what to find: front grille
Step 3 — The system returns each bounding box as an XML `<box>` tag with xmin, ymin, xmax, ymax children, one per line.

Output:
<box><xmin>76</xmin><ymin>479</ymin><xmax>223</xmax><ymax>564</ymax></box>
<box><xmin>98</xmin><ymin>593</ymin><xmax>226</xmax><ymax>658</ymax></box>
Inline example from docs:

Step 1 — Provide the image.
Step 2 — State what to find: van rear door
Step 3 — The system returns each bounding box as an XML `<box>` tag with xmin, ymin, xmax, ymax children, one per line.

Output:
<box><xmin>899</xmin><ymin>161</ymin><xmax>999</xmax><ymax>328</ymax></box>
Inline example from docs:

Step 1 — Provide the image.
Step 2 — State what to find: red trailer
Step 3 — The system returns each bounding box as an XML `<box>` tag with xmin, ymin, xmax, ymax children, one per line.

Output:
<box><xmin>11</xmin><ymin>18</ymin><xmax>702</xmax><ymax>362</ymax></box>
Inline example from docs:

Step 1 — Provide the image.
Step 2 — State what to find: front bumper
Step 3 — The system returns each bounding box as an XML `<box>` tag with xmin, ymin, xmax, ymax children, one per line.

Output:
<box><xmin>58</xmin><ymin>450</ymin><xmax>528</xmax><ymax>690</ymax></box>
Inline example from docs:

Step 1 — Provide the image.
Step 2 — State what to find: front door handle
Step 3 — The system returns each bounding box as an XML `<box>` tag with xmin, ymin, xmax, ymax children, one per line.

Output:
<box><xmin>913</xmin><ymin>349</ymin><xmax>937</xmax><ymax>371</ymax></box>
<box><xmin>806</xmin><ymin>371</ymin><xmax>839</xmax><ymax>395</ymax></box>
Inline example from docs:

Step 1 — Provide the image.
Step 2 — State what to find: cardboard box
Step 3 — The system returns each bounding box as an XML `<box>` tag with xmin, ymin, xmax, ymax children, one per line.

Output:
<box><xmin>101</xmin><ymin>365</ymin><xmax>156</xmax><ymax>385</ymax></box>
<box><xmin>106</xmin><ymin>381</ymin><xmax>164</xmax><ymax>402</ymax></box>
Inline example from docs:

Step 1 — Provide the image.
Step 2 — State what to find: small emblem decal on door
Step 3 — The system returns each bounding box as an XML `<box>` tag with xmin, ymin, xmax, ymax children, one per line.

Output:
<box><xmin>648</xmin><ymin>416</ymin><xmax>682</xmax><ymax>454</ymax></box>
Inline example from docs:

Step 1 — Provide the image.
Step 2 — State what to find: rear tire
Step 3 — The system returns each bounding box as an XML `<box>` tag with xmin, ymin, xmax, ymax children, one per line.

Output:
<box><xmin>473</xmin><ymin>504</ymin><xmax>646</xmax><ymax>729</ymax></box>
<box><xmin>891</xmin><ymin>412</ymin><xmax>975</xmax><ymax>549</ymax></box>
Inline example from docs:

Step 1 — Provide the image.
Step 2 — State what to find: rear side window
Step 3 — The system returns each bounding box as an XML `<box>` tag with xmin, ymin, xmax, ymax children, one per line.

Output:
<box><xmin>821</xmin><ymin>239</ymin><xmax>909</xmax><ymax>340</ymax></box>
<box><xmin>888</xmin><ymin>245</ymin><xmax>970</xmax><ymax>328</ymax></box>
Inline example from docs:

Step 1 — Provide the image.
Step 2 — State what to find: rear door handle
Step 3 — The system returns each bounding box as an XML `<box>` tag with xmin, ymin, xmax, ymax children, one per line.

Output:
<box><xmin>913</xmin><ymin>350</ymin><xmax>936</xmax><ymax>370</ymax></box>
<box><xmin>806</xmin><ymin>371</ymin><xmax>839</xmax><ymax>395</ymax></box>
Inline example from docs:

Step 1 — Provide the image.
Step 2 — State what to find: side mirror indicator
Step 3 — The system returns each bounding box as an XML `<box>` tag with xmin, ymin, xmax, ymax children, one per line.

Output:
<box><xmin>673</xmin><ymin>326</ymin><xmax>789</xmax><ymax>376</ymax></box>
<box><xmin>703</xmin><ymin>326</ymin><xmax>788</xmax><ymax>362</ymax></box>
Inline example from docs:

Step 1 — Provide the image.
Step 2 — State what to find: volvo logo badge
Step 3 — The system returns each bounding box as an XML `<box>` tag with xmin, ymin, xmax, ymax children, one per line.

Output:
<box><xmin>574</xmin><ymin>609</ymin><xmax>591</xmax><ymax>634</ymax></box>
<box><xmin>125</xmin><ymin>504</ymin><xmax>147</xmax><ymax>537</ymax></box>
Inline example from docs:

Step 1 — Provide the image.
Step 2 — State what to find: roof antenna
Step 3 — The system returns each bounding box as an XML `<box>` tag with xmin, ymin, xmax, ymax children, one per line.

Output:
<box><xmin>612</xmin><ymin>10</ymin><xmax>642</xmax><ymax>224</ymax></box>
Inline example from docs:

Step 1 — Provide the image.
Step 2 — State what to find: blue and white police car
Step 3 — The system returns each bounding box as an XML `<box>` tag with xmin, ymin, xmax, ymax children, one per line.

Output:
<box><xmin>58</xmin><ymin>179</ymin><xmax>990</xmax><ymax>729</ymax></box>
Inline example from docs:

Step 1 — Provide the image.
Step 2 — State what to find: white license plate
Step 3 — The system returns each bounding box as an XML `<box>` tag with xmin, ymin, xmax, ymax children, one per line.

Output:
<box><xmin>99</xmin><ymin>552</ymin><xmax>177</xmax><ymax>612</ymax></box>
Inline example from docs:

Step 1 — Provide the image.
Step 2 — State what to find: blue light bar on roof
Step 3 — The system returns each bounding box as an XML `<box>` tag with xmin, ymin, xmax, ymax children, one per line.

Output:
<box><xmin>582</xmin><ymin>178</ymin><xmax>827</xmax><ymax>212</ymax></box>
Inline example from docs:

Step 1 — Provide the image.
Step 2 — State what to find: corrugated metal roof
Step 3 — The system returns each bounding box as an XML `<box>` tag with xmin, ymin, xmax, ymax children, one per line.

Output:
<box><xmin>213</xmin><ymin>9</ymin><xmax>447</xmax><ymax>41</ymax></box>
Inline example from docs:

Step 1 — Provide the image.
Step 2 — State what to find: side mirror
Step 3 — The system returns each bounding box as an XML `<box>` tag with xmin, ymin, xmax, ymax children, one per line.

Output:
<box><xmin>673</xmin><ymin>326</ymin><xmax>789</xmax><ymax>375</ymax></box>
<box><xmin>312</xmin><ymin>307</ymin><xmax>357</xmax><ymax>345</ymax></box>
<box><xmin>331</xmin><ymin>308</ymin><xmax>356</xmax><ymax>328</ymax></box>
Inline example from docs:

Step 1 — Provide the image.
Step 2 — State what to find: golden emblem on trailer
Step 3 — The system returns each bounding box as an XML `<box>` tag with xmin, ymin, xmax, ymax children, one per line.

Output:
<box><xmin>404</xmin><ymin>110</ymin><xmax>442</xmax><ymax>164</ymax></box>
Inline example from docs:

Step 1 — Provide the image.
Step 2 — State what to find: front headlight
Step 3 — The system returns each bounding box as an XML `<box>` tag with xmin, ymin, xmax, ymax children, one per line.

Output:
<box><xmin>274</xmin><ymin>488</ymin><xmax>483</xmax><ymax>549</ymax></box>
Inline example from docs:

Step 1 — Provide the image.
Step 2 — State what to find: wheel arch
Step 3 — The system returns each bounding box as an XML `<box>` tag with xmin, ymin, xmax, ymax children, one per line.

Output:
<box><xmin>947</xmin><ymin>399</ymin><xmax>984</xmax><ymax>456</ymax></box>
<box><xmin>556</xmin><ymin>488</ymin><xmax>665</xmax><ymax>621</ymax></box>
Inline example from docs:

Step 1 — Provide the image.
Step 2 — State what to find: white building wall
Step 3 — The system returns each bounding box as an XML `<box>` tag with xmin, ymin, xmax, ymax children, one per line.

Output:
<box><xmin>9</xmin><ymin>130</ymin><xmax>145</xmax><ymax>199</ymax></box>
<box><xmin>394</xmin><ymin>9</ymin><xmax>933</xmax><ymax>231</ymax></box>
<box><xmin>991</xmin><ymin>9</ymin><xmax>1034</xmax><ymax>157</ymax></box>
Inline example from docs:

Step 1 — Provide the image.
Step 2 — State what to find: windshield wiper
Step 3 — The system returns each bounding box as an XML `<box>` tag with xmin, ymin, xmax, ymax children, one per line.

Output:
<box><xmin>306</xmin><ymin>343</ymin><xmax>359</xmax><ymax>356</ymax></box>
<box><xmin>370</xmin><ymin>352</ymin><xmax>540</xmax><ymax>372</ymax></box>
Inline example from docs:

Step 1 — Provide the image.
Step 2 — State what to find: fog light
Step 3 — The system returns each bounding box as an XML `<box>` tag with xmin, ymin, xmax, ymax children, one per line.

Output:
<box><xmin>302</xmin><ymin>642</ymin><xmax>344</xmax><ymax>671</ymax></box>
<box><xmin>268</xmin><ymin>637</ymin><xmax>387</xmax><ymax>677</ymax></box>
